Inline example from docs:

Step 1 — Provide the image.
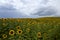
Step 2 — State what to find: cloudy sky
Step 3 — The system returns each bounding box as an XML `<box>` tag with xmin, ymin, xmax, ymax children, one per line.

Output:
<box><xmin>0</xmin><ymin>0</ymin><xmax>60</xmax><ymax>18</ymax></box>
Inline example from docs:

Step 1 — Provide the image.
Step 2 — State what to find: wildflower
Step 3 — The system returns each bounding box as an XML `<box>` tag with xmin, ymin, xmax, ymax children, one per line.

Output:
<box><xmin>16</xmin><ymin>26</ymin><xmax>20</xmax><ymax>29</ymax></box>
<box><xmin>9</xmin><ymin>30</ymin><xmax>15</xmax><ymax>36</ymax></box>
<box><xmin>37</xmin><ymin>32</ymin><xmax>41</xmax><ymax>38</ymax></box>
<box><xmin>17</xmin><ymin>19</ymin><xmax>20</xmax><ymax>22</ymax></box>
<box><xmin>17</xmin><ymin>29</ymin><xmax>22</xmax><ymax>35</ymax></box>
<box><xmin>2</xmin><ymin>23</ymin><xmax>7</xmax><ymax>27</ymax></box>
<box><xmin>43</xmin><ymin>33</ymin><xmax>48</xmax><ymax>39</ymax></box>
<box><xmin>2</xmin><ymin>18</ymin><xmax>6</xmax><ymax>22</ymax></box>
<box><xmin>2</xmin><ymin>34</ymin><xmax>7</xmax><ymax>39</ymax></box>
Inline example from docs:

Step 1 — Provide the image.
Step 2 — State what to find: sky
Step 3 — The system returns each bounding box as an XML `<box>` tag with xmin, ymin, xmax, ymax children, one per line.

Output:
<box><xmin>0</xmin><ymin>0</ymin><xmax>60</xmax><ymax>18</ymax></box>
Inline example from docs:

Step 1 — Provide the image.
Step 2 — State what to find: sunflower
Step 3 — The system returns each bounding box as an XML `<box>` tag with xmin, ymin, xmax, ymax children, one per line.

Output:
<box><xmin>17</xmin><ymin>19</ymin><xmax>20</xmax><ymax>22</ymax></box>
<box><xmin>17</xmin><ymin>29</ymin><xmax>22</xmax><ymax>35</ymax></box>
<box><xmin>2</xmin><ymin>23</ymin><xmax>6</xmax><ymax>26</ymax></box>
<box><xmin>37</xmin><ymin>32</ymin><xmax>41</xmax><ymax>38</ymax></box>
<box><xmin>2</xmin><ymin>34</ymin><xmax>7</xmax><ymax>39</ymax></box>
<box><xmin>16</xmin><ymin>26</ymin><xmax>20</xmax><ymax>29</ymax></box>
<box><xmin>9</xmin><ymin>30</ymin><xmax>15</xmax><ymax>36</ymax></box>
<box><xmin>43</xmin><ymin>33</ymin><xmax>48</xmax><ymax>39</ymax></box>
<box><xmin>2</xmin><ymin>18</ymin><xmax>6</xmax><ymax>22</ymax></box>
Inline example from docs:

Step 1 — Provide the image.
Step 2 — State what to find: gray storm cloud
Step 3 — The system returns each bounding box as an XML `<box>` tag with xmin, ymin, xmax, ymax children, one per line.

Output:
<box><xmin>32</xmin><ymin>7</ymin><xmax>57</xmax><ymax>16</ymax></box>
<box><xmin>0</xmin><ymin>0</ymin><xmax>60</xmax><ymax>18</ymax></box>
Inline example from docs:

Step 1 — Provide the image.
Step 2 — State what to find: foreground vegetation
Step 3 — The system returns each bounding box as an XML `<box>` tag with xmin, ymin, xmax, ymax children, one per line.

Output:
<box><xmin>0</xmin><ymin>17</ymin><xmax>60</xmax><ymax>40</ymax></box>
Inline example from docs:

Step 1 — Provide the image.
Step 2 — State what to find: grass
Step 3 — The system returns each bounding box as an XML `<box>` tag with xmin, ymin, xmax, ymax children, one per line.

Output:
<box><xmin>0</xmin><ymin>17</ymin><xmax>60</xmax><ymax>40</ymax></box>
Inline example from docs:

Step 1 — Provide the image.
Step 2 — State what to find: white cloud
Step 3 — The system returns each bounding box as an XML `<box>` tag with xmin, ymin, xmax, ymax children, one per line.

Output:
<box><xmin>11</xmin><ymin>0</ymin><xmax>45</xmax><ymax>15</ymax></box>
<box><xmin>47</xmin><ymin>0</ymin><xmax>60</xmax><ymax>16</ymax></box>
<box><xmin>0</xmin><ymin>0</ymin><xmax>49</xmax><ymax>15</ymax></box>
<box><xmin>0</xmin><ymin>0</ymin><xmax>60</xmax><ymax>18</ymax></box>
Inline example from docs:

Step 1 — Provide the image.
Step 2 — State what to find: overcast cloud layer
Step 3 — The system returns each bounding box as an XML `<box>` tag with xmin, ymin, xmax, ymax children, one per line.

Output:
<box><xmin>0</xmin><ymin>0</ymin><xmax>60</xmax><ymax>18</ymax></box>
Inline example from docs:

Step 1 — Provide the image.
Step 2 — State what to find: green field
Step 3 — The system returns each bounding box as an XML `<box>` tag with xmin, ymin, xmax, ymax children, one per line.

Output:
<box><xmin>0</xmin><ymin>17</ymin><xmax>60</xmax><ymax>40</ymax></box>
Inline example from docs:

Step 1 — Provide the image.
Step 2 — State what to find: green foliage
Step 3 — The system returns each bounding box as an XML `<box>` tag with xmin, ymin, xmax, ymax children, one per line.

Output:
<box><xmin>0</xmin><ymin>17</ymin><xmax>60</xmax><ymax>40</ymax></box>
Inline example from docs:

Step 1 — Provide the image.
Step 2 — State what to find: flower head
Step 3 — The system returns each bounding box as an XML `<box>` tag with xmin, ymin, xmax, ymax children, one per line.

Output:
<box><xmin>37</xmin><ymin>32</ymin><xmax>41</xmax><ymax>38</ymax></box>
<box><xmin>16</xmin><ymin>26</ymin><xmax>20</xmax><ymax>29</ymax></box>
<box><xmin>17</xmin><ymin>19</ymin><xmax>20</xmax><ymax>22</ymax></box>
<box><xmin>17</xmin><ymin>29</ymin><xmax>22</xmax><ymax>35</ymax></box>
<box><xmin>2</xmin><ymin>34</ymin><xmax>7</xmax><ymax>39</ymax></box>
<box><xmin>2</xmin><ymin>23</ymin><xmax>6</xmax><ymax>26</ymax></box>
<box><xmin>9</xmin><ymin>30</ymin><xmax>15</xmax><ymax>36</ymax></box>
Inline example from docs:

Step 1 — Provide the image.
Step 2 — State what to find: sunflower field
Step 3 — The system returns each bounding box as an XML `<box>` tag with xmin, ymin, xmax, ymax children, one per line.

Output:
<box><xmin>0</xmin><ymin>17</ymin><xmax>60</xmax><ymax>40</ymax></box>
